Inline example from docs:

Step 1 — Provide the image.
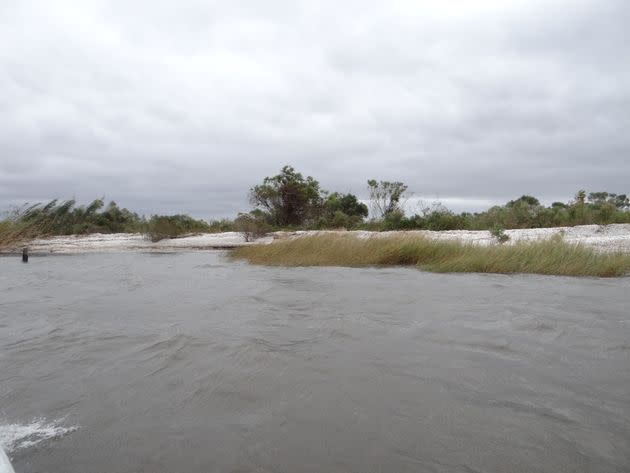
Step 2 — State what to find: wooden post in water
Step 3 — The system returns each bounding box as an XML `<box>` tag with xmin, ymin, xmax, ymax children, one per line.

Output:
<box><xmin>22</xmin><ymin>247</ymin><xmax>28</xmax><ymax>263</ymax></box>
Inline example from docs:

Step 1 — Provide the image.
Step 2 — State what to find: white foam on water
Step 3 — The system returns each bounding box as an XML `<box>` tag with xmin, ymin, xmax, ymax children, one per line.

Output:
<box><xmin>0</xmin><ymin>418</ymin><xmax>78</xmax><ymax>453</ymax></box>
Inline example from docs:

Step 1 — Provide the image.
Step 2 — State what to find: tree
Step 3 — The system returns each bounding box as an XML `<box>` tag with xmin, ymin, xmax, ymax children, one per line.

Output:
<box><xmin>324</xmin><ymin>192</ymin><xmax>368</xmax><ymax>219</ymax></box>
<box><xmin>367</xmin><ymin>180</ymin><xmax>408</xmax><ymax>219</ymax></box>
<box><xmin>249</xmin><ymin>166</ymin><xmax>324</xmax><ymax>226</ymax></box>
<box><xmin>502</xmin><ymin>195</ymin><xmax>543</xmax><ymax>228</ymax></box>
<box><xmin>506</xmin><ymin>195</ymin><xmax>540</xmax><ymax>207</ymax></box>
<box><xmin>613</xmin><ymin>194</ymin><xmax>629</xmax><ymax>210</ymax></box>
<box><xmin>588</xmin><ymin>191</ymin><xmax>629</xmax><ymax>210</ymax></box>
<box><xmin>588</xmin><ymin>192</ymin><xmax>609</xmax><ymax>206</ymax></box>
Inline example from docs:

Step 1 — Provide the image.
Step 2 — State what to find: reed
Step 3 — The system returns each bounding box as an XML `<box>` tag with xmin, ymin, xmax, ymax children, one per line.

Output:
<box><xmin>232</xmin><ymin>233</ymin><xmax>630</xmax><ymax>277</ymax></box>
<box><xmin>0</xmin><ymin>220</ymin><xmax>43</xmax><ymax>251</ymax></box>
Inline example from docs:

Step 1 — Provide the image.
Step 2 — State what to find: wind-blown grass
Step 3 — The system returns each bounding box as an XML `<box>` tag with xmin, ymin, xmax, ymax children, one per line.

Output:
<box><xmin>0</xmin><ymin>219</ymin><xmax>42</xmax><ymax>250</ymax></box>
<box><xmin>232</xmin><ymin>234</ymin><xmax>630</xmax><ymax>277</ymax></box>
<box><xmin>0</xmin><ymin>199</ymin><xmax>221</xmax><ymax>248</ymax></box>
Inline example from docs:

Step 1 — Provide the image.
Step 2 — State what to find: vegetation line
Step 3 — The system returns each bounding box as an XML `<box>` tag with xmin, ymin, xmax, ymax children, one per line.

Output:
<box><xmin>231</xmin><ymin>234</ymin><xmax>630</xmax><ymax>277</ymax></box>
<box><xmin>2</xmin><ymin>165</ymin><xmax>630</xmax><ymax>250</ymax></box>
<box><xmin>0</xmin><ymin>199</ymin><xmax>231</xmax><ymax>250</ymax></box>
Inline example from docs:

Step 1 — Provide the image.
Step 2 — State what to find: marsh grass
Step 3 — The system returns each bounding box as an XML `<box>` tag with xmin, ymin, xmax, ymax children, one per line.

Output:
<box><xmin>0</xmin><ymin>199</ymin><xmax>220</xmax><ymax>248</ymax></box>
<box><xmin>0</xmin><ymin>219</ymin><xmax>43</xmax><ymax>251</ymax></box>
<box><xmin>232</xmin><ymin>233</ymin><xmax>630</xmax><ymax>277</ymax></box>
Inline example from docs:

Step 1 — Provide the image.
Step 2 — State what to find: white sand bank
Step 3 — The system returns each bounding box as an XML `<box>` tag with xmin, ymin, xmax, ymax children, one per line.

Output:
<box><xmin>20</xmin><ymin>232</ymin><xmax>273</xmax><ymax>254</ymax></box>
<box><xmin>10</xmin><ymin>224</ymin><xmax>630</xmax><ymax>254</ymax></box>
<box><xmin>353</xmin><ymin>224</ymin><xmax>630</xmax><ymax>252</ymax></box>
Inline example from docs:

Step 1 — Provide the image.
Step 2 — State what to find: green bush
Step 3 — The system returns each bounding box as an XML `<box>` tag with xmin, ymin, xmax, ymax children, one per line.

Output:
<box><xmin>324</xmin><ymin>193</ymin><xmax>368</xmax><ymax>220</ymax></box>
<box><xmin>144</xmin><ymin>215</ymin><xmax>210</xmax><ymax>242</ymax></box>
<box><xmin>206</xmin><ymin>219</ymin><xmax>236</xmax><ymax>233</ymax></box>
<box><xmin>490</xmin><ymin>224</ymin><xmax>510</xmax><ymax>244</ymax></box>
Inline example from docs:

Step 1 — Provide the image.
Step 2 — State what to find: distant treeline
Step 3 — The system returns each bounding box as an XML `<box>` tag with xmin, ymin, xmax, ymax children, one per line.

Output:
<box><xmin>239</xmin><ymin>166</ymin><xmax>630</xmax><ymax>233</ymax></box>
<box><xmin>1</xmin><ymin>165</ymin><xmax>629</xmax><ymax>247</ymax></box>
<box><xmin>377</xmin><ymin>191</ymin><xmax>630</xmax><ymax>232</ymax></box>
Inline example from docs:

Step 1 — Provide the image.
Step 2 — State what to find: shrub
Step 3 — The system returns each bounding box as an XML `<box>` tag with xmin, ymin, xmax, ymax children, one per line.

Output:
<box><xmin>329</xmin><ymin>211</ymin><xmax>350</xmax><ymax>229</ymax></box>
<box><xmin>234</xmin><ymin>213</ymin><xmax>271</xmax><ymax>242</ymax></box>
<box><xmin>490</xmin><ymin>225</ymin><xmax>510</xmax><ymax>244</ymax></box>
<box><xmin>324</xmin><ymin>193</ymin><xmax>368</xmax><ymax>220</ymax></box>
<box><xmin>207</xmin><ymin>219</ymin><xmax>236</xmax><ymax>233</ymax></box>
<box><xmin>382</xmin><ymin>209</ymin><xmax>406</xmax><ymax>230</ymax></box>
<box><xmin>144</xmin><ymin>214</ymin><xmax>210</xmax><ymax>242</ymax></box>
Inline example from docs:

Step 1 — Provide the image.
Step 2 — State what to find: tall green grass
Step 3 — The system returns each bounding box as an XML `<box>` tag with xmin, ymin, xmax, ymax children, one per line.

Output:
<box><xmin>232</xmin><ymin>234</ymin><xmax>630</xmax><ymax>277</ymax></box>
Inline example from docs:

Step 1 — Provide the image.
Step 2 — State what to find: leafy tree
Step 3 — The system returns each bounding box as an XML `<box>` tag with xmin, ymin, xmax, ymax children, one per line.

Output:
<box><xmin>506</xmin><ymin>195</ymin><xmax>540</xmax><ymax>207</ymax></box>
<box><xmin>324</xmin><ymin>192</ymin><xmax>368</xmax><ymax>219</ymax></box>
<box><xmin>588</xmin><ymin>192</ymin><xmax>610</xmax><ymax>206</ymax></box>
<box><xmin>367</xmin><ymin>180</ymin><xmax>408</xmax><ymax>219</ymax></box>
<box><xmin>250</xmin><ymin>166</ymin><xmax>324</xmax><ymax>226</ymax></box>
<box><xmin>613</xmin><ymin>194</ymin><xmax>629</xmax><ymax>209</ymax></box>
<box><xmin>501</xmin><ymin>195</ymin><xmax>544</xmax><ymax>228</ymax></box>
<box><xmin>588</xmin><ymin>191</ymin><xmax>629</xmax><ymax>210</ymax></box>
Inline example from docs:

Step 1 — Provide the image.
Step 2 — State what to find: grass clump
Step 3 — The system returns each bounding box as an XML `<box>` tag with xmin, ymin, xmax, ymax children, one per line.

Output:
<box><xmin>232</xmin><ymin>233</ymin><xmax>630</xmax><ymax>277</ymax></box>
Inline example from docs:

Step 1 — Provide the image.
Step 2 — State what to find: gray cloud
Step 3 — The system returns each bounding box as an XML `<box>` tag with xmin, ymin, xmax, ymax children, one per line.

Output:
<box><xmin>1</xmin><ymin>0</ymin><xmax>629</xmax><ymax>218</ymax></box>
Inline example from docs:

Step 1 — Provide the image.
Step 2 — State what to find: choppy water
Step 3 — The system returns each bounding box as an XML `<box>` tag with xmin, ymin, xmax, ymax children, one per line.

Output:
<box><xmin>0</xmin><ymin>252</ymin><xmax>629</xmax><ymax>473</ymax></box>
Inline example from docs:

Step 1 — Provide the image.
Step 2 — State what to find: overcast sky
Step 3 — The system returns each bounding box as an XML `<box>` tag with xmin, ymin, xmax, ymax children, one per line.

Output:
<box><xmin>1</xmin><ymin>0</ymin><xmax>629</xmax><ymax>218</ymax></box>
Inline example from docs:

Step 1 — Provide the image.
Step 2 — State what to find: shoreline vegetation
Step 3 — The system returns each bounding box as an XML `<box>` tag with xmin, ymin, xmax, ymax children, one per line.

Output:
<box><xmin>0</xmin><ymin>199</ymin><xmax>231</xmax><ymax>251</ymax></box>
<box><xmin>232</xmin><ymin>233</ymin><xmax>630</xmax><ymax>278</ymax></box>
<box><xmin>2</xmin><ymin>165</ymin><xmax>630</xmax><ymax>276</ymax></box>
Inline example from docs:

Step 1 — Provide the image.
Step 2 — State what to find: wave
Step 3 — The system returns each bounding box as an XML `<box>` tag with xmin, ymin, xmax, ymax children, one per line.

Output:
<box><xmin>0</xmin><ymin>418</ymin><xmax>78</xmax><ymax>453</ymax></box>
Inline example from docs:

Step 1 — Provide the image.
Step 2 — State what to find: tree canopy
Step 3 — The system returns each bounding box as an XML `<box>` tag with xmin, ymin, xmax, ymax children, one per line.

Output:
<box><xmin>367</xmin><ymin>180</ymin><xmax>408</xmax><ymax>219</ymax></box>
<box><xmin>249</xmin><ymin>165</ymin><xmax>324</xmax><ymax>226</ymax></box>
<box><xmin>506</xmin><ymin>195</ymin><xmax>541</xmax><ymax>208</ymax></box>
<box><xmin>324</xmin><ymin>192</ymin><xmax>368</xmax><ymax>218</ymax></box>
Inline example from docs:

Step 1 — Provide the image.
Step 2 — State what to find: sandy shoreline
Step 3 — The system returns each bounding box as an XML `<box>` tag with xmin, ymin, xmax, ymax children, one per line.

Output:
<box><xmin>3</xmin><ymin>224</ymin><xmax>630</xmax><ymax>254</ymax></box>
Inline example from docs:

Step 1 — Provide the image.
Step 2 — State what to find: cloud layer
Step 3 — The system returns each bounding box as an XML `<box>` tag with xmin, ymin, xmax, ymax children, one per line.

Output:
<box><xmin>2</xmin><ymin>0</ymin><xmax>629</xmax><ymax>217</ymax></box>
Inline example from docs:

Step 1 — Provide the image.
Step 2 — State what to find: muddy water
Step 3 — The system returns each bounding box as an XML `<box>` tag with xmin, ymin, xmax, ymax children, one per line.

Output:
<box><xmin>1</xmin><ymin>252</ymin><xmax>628</xmax><ymax>472</ymax></box>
